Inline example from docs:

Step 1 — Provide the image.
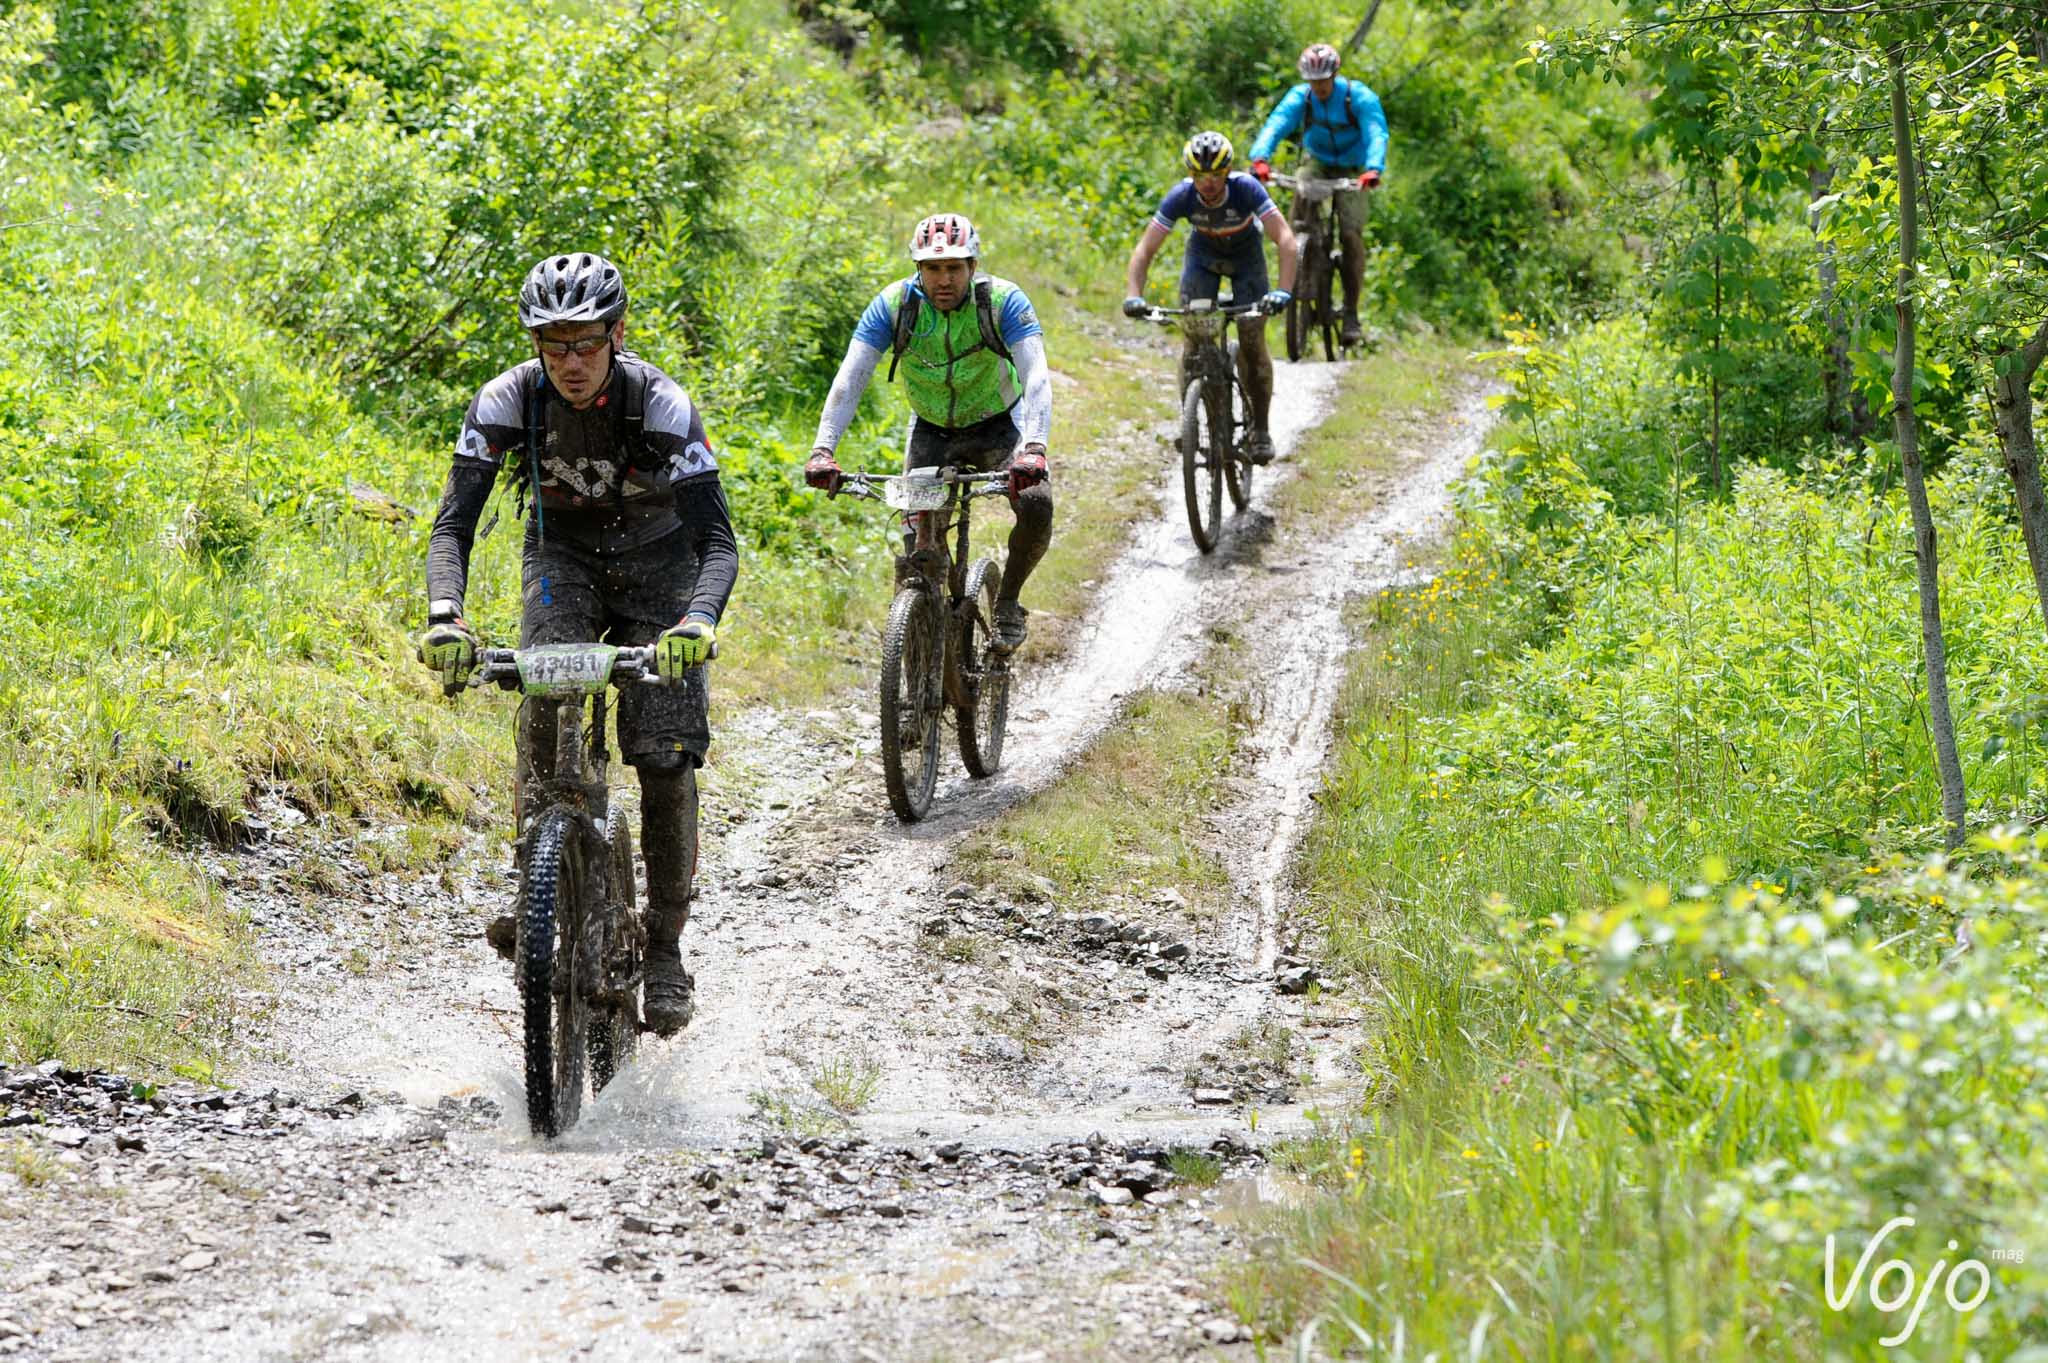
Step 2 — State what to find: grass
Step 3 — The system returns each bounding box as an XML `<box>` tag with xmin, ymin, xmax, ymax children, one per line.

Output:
<box><xmin>3</xmin><ymin>1138</ymin><xmax>64</xmax><ymax>1189</ymax></box>
<box><xmin>1216</xmin><ymin>453</ymin><xmax>2048</xmax><ymax>1356</ymax></box>
<box><xmin>1273</xmin><ymin>332</ymin><xmax>1477</xmax><ymax>529</ymax></box>
<box><xmin>951</xmin><ymin>689</ymin><xmax>1240</xmax><ymax>912</ymax></box>
<box><xmin>807</xmin><ymin>1050</ymin><xmax>883</xmax><ymax>1115</ymax></box>
<box><xmin>745</xmin><ymin>1085</ymin><xmax>849</xmax><ymax>1139</ymax></box>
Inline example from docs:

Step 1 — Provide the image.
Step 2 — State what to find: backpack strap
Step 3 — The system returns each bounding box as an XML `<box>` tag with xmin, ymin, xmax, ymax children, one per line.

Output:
<box><xmin>974</xmin><ymin>279</ymin><xmax>1013</xmax><ymax>366</ymax></box>
<box><xmin>886</xmin><ymin>283</ymin><xmax>920</xmax><ymax>383</ymax></box>
<box><xmin>607</xmin><ymin>352</ymin><xmax>649</xmax><ymax>461</ymax></box>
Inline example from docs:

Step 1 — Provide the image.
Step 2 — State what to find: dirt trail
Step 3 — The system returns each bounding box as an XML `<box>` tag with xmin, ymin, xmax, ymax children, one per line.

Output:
<box><xmin>0</xmin><ymin>363</ymin><xmax>1491</xmax><ymax>1363</ymax></box>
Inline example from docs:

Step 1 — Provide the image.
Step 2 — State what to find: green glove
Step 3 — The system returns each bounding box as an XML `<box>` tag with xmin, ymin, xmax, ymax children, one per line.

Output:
<box><xmin>417</xmin><ymin>616</ymin><xmax>479</xmax><ymax>689</ymax></box>
<box><xmin>655</xmin><ymin>616</ymin><xmax>716</xmax><ymax>683</ymax></box>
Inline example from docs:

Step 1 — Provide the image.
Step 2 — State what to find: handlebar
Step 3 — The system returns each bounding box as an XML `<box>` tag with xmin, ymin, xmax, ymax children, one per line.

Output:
<box><xmin>1272</xmin><ymin>173</ymin><xmax>1361</xmax><ymax>198</ymax></box>
<box><xmin>836</xmin><ymin>467</ymin><xmax>1010</xmax><ymax>504</ymax></box>
<box><xmin>450</xmin><ymin>643</ymin><xmax>705</xmax><ymax>698</ymax></box>
<box><xmin>1137</xmin><ymin>300</ymin><xmax>1271</xmax><ymax>325</ymax></box>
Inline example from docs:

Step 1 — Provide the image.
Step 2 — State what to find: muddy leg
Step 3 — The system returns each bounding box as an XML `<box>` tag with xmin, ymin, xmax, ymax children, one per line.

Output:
<box><xmin>1237</xmin><ymin>318</ymin><xmax>1274</xmax><ymax>436</ymax></box>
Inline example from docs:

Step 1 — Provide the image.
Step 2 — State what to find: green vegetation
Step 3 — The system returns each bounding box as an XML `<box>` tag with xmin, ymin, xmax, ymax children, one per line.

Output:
<box><xmin>953</xmin><ymin>690</ymin><xmax>1241</xmax><ymax>913</ymax></box>
<box><xmin>807</xmin><ymin>1050</ymin><xmax>884</xmax><ymax>1115</ymax></box>
<box><xmin>1242</xmin><ymin>305</ymin><xmax>2048</xmax><ymax>1347</ymax></box>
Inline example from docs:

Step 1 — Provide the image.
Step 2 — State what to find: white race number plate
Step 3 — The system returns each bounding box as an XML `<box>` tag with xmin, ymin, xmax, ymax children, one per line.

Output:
<box><xmin>516</xmin><ymin>644</ymin><xmax>620</xmax><ymax>697</ymax></box>
<box><xmin>884</xmin><ymin>477</ymin><xmax>951</xmax><ymax>512</ymax></box>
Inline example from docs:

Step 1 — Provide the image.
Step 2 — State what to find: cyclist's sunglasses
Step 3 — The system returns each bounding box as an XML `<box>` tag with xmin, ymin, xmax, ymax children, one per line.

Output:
<box><xmin>536</xmin><ymin>333</ymin><xmax>612</xmax><ymax>357</ymax></box>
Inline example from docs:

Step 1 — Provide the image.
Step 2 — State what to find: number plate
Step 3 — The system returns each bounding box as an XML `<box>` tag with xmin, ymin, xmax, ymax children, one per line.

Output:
<box><xmin>884</xmin><ymin>477</ymin><xmax>951</xmax><ymax>512</ymax></box>
<box><xmin>516</xmin><ymin>644</ymin><xmax>619</xmax><ymax>697</ymax></box>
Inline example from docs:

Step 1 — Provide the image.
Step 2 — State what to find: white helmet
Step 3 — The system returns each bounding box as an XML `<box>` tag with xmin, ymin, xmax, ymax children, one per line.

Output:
<box><xmin>909</xmin><ymin>213</ymin><xmax>981</xmax><ymax>262</ymax></box>
<box><xmin>1298</xmin><ymin>42</ymin><xmax>1341</xmax><ymax>79</ymax></box>
<box><xmin>518</xmin><ymin>253</ymin><xmax>627</xmax><ymax>329</ymax></box>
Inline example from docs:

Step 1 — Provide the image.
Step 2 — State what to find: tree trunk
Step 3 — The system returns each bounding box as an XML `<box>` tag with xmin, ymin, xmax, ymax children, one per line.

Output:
<box><xmin>1889</xmin><ymin>45</ymin><xmax>1968</xmax><ymax>849</ymax></box>
<box><xmin>1343</xmin><ymin>0</ymin><xmax>1387</xmax><ymax>56</ymax></box>
<box><xmin>1990</xmin><ymin>319</ymin><xmax>2048</xmax><ymax>633</ymax></box>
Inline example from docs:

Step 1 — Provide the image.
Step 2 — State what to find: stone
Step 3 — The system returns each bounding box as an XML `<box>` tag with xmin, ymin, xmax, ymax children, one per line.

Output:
<box><xmin>175</xmin><ymin>1251</ymin><xmax>217</xmax><ymax>1274</ymax></box>
<box><xmin>1193</xmin><ymin>1088</ymin><xmax>1234</xmax><ymax>1106</ymax></box>
<box><xmin>1276</xmin><ymin>965</ymin><xmax>1318</xmax><ymax>995</ymax></box>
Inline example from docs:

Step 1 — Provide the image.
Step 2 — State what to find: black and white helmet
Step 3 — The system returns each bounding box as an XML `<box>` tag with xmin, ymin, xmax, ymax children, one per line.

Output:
<box><xmin>518</xmin><ymin>253</ymin><xmax>628</xmax><ymax>329</ymax></box>
<box><xmin>1298</xmin><ymin>42</ymin><xmax>1341</xmax><ymax>79</ymax></box>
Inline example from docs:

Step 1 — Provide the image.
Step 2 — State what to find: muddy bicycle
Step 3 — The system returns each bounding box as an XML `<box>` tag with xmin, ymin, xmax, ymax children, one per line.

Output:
<box><xmin>466</xmin><ymin>643</ymin><xmax>700</xmax><ymax>1137</ymax></box>
<box><xmin>839</xmin><ymin>466</ymin><xmax>1013</xmax><ymax>823</ymax></box>
<box><xmin>1134</xmin><ymin>298</ymin><xmax>1267</xmax><ymax>553</ymax></box>
<box><xmin>1272</xmin><ymin>173</ymin><xmax>1362</xmax><ymax>363</ymax></box>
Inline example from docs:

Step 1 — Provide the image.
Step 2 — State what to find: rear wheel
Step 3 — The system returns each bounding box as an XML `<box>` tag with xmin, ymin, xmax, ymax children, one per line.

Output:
<box><xmin>587</xmin><ymin>803</ymin><xmax>639</xmax><ymax>1093</ymax></box>
<box><xmin>957</xmin><ymin>557</ymin><xmax>1010</xmax><ymax>779</ymax></box>
<box><xmin>1180</xmin><ymin>377</ymin><xmax>1222</xmax><ymax>553</ymax></box>
<box><xmin>520</xmin><ymin>808</ymin><xmax>588</xmax><ymax>1139</ymax></box>
<box><xmin>1315</xmin><ymin>247</ymin><xmax>1337</xmax><ymax>362</ymax></box>
<box><xmin>1224</xmin><ymin>370</ymin><xmax>1255</xmax><ymax>510</ymax></box>
<box><xmin>880</xmin><ymin>587</ymin><xmax>944</xmax><ymax>822</ymax></box>
<box><xmin>1283</xmin><ymin>253</ymin><xmax>1307</xmax><ymax>363</ymax></box>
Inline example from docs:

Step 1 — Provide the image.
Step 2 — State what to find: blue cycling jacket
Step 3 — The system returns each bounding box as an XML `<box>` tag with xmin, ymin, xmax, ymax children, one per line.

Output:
<box><xmin>1246</xmin><ymin>78</ymin><xmax>1388</xmax><ymax>173</ymax></box>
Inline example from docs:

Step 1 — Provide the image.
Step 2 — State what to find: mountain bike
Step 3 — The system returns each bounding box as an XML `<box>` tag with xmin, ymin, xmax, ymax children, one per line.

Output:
<box><xmin>1133</xmin><ymin>299</ymin><xmax>1266</xmax><ymax>554</ymax></box>
<box><xmin>1272</xmin><ymin>173</ymin><xmax>1361</xmax><ymax>363</ymax></box>
<box><xmin>839</xmin><ymin>466</ymin><xmax>1013</xmax><ymax>823</ymax></box>
<box><xmin>465</xmin><ymin>643</ymin><xmax>698</xmax><ymax>1138</ymax></box>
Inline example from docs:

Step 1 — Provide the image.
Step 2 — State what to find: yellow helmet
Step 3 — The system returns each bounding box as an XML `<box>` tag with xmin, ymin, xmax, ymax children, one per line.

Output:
<box><xmin>1181</xmin><ymin>131</ymin><xmax>1234</xmax><ymax>175</ymax></box>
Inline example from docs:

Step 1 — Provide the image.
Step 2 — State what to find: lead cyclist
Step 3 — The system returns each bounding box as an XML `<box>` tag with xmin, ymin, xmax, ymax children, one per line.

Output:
<box><xmin>416</xmin><ymin>253</ymin><xmax>739</xmax><ymax>1039</ymax></box>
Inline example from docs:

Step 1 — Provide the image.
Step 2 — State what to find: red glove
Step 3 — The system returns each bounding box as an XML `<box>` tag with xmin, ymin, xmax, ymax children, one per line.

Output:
<box><xmin>1251</xmin><ymin>159</ymin><xmax>1272</xmax><ymax>184</ymax></box>
<box><xmin>1359</xmin><ymin>170</ymin><xmax>1382</xmax><ymax>189</ymax></box>
<box><xmin>804</xmin><ymin>449</ymin><xmax>843</xmax><ymax>496</ymax></box>
<box><xmin>1006</xmin><ymin>445</ymin><xmax>1049</xmax><ymax>500</ymax></box>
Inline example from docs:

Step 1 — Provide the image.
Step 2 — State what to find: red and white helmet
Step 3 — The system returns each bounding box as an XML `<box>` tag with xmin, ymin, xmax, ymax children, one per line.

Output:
<box><xmin>909</xmin><ymin>213</ymin><xmax>981</xmax><ymax>262</ymax></box>
<box><xmin>1298</xmin><ymin>42</ymin><xmax>1341</xmax><ymax>79</ymax></box>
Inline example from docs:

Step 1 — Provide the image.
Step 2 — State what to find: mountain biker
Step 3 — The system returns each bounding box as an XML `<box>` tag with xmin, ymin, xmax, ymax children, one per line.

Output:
<box><xmin>804</xmin><ymin>213</ymin><xmax>1053</xmax><ymax>653</ymax></box>
<box><xmin>417</xmin><ymin>252</ymin><xmax>738</xmax><ymax>1039</ymax></box>
<box><xmin>1246</xmin><ymin>42</ymin><xmax>1389</xmax><ymax>348</ymax></box>
<box><xmin>1121</xmin><ymin>131</ymin><xmax>1299</xmax><ymax>466</ymax></box>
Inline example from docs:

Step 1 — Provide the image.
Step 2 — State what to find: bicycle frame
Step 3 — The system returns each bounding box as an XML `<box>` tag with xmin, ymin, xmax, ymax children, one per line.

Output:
<box><xmin>841</xmin><ymin>468</ymin><xmax>1008</xmax><ymax>708</ymax></box>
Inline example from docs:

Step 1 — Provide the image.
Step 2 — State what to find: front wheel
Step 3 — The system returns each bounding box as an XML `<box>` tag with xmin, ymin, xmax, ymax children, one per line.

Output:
<box><xmin>519</xmin><ymin>808</ymin><xmax>589</xmax><ymax>1138</ymax></box>
<box><xmin>957</xmin><ymin>557</ymin><xmax>1010</xmax><ymax>779</ymax></box>
<box><xmin>1180</xmin><ymin>377</ymin><xmax>1223</xmax><ymax>554</ymax></box>
<box><xmin>880</xmin><ymin>586</ymin><xmax>944</xmax><ymax>822</ymax></box>
<box><xmin>1284</xmin><ymin>285</ymin><xmax>1306</xmax><ymax>364</ymax></box>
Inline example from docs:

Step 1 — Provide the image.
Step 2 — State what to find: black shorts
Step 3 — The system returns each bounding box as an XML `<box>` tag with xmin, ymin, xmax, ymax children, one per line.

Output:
<box><xmin>905</xmin><ymin>408</ymin><xmax>1026</xmax><ymax>474</ymax></box>
<box><xmin>520</xmin><ymin>530</ymin><xmax>711</xmax><ymax>766</ymax></box>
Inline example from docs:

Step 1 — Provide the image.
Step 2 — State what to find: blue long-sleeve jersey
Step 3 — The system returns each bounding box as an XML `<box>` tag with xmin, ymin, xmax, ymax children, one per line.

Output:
<box><xmin>1246</xmin><ymin>78</ymin><xmax>1388</xmax><ymax>173</ymax></box>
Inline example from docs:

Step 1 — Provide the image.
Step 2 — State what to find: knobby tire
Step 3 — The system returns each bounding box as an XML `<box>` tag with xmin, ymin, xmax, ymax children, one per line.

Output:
<box><xmin>1181</xmin><ymin>378</ymin><xmax>1222</xmax><ymax>554</ymax></box>
<box><xmin>587</xmin><ymin>802</ymin><xmax>639</xmax><ymax>1094</ymax></box>
<box><xmin>1316</xmin><ymin>249</ymin><xmax>1337</xmax><ymax>363</ymax></box>
<box><xmin>957</xmin><ymin>557</ymin><xmax>1010</xmax><ymax>779</ymax></box>
<box><xmin>1224</xmin><ymin>369</ymin><xmax>1254</xmax><ymax>509</ymax></box>
<box><xmin>520</xmin><ymin>808</ymin><xmax>588</xmax><ymax>1138</ymax></box>
<box><xmin>880</xmin><ymin>586</ymin><xmax>943</xmax><ymax>822</ymax></box>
